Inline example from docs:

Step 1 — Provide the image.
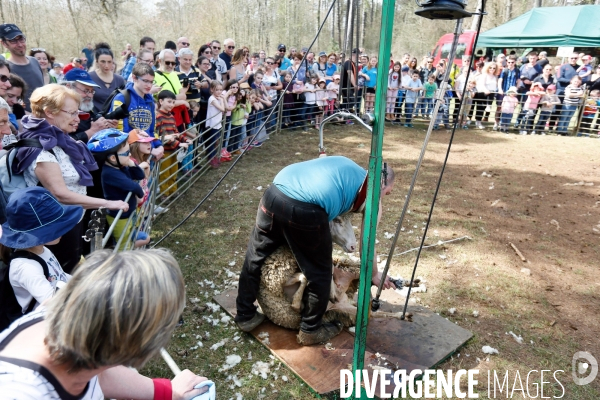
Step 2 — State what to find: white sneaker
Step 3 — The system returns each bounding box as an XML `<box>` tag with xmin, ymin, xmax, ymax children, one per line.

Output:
<box><xmin>154</xmin><ymin>206</ymin><xmax>169</xmax><ymax>215</ymax></box>
<box><xmin>530</xmin><ymin>131</ymin><xmax>536</xmax><ymax>135</ymax></box>
<box><xmin>493</xmin><ymin>123</ymin><xmax>498</xmax><ymax>131</ymax></box>
<box><xmin>477</xmin><ymin>122</ymin><xmax>484</xmax><ymax>130</ymax></box>
<box><xmin>519</xmin><ymin>130</ymin><xmax>527</xmax><ymax>135</ymax></box>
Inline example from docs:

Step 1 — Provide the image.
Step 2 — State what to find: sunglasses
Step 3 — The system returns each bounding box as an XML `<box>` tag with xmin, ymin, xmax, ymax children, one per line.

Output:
<box><xmin>31</xmin><ymin>47</ymin><xmax>45</xmax><ymax>52</ymax></box>
<box><xmin>164</xmin><ymin>61</ymin><xmax>176</xmax><ymax>66</ymax></box>
<box><xmin>117</xmin><ymin>150</ymin><xmax>131</xmax><ymax>157</ymax></box>
<box><xmin>181</xmin><ymin>42</ymin><xmax>190</xmax><ymax>46</ymax></box>
<box><xmin>203</xmin><ymin>50</ymin><xmax>212</xmax><ymax>54</ymax></box>
<box><xmin>266</xmin><ymin>61</ymin><xmax>274</xmax><ymax>65</ymax></box>
<box><xmin>279</xmin><ymin>49</ymin><xmax>286</xmax><ymax>52</ymax></box>
<box><xmin>212</xmin><ymin>46</ymin><xmax>221</xmax><ymax>50</ymax></box>
<box><xmin>227</xmin><ymin>45</ymin><xmax>235</xmax><ymax>50</ymax></box>
<box><xmin>0</xmin><ymin>74</ymin><xmax>9</xmax><ymax>83</ymax></box>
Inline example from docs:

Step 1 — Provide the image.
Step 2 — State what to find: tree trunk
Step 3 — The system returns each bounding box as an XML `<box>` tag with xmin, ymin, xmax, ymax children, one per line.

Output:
<box><xmin>505</xmin><ymin>0</ymin><xmax>512</xmax><ymax>22</ymax></box>
<box><xmin>533</xmin><ymin>0</ymin><xmax>542</xmax><ymax>7</ymax></box>
<box><xmin>470</xmin><ymin>0</ymin><xmax>484</xmax><ymax>31</ymax></box>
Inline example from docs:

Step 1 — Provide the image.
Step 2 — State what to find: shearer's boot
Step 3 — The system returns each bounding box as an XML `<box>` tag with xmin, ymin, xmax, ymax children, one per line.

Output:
<box><xmin>297</xmin><ymin>321</ymin><xmax>343</xmax><ymax>345</ymax></box>
<box><xmin>235</xmin><ymin>312</ymin><xmax>265</xmax><ymax>332</ymax></box>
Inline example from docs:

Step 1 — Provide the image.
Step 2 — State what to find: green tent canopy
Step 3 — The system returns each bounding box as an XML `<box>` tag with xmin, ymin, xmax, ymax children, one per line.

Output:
<box><xmin>478</xmin><ymin>5</ymin><xmax>600</xmax><ymax>48</ymax></box>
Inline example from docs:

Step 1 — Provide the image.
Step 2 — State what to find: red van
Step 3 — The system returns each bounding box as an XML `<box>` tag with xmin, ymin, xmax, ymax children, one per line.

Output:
<box><xmin>431</xmin><ymin>30</ymin><xmax>478</xmax><ymax>67</ymax></box>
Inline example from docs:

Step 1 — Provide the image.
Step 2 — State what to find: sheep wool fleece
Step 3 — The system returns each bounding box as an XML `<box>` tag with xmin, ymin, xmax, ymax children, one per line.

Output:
<box><xmin>235</xmin><ymin>157</ymin><xmax>366</xmax><ymax>333</ymax></box>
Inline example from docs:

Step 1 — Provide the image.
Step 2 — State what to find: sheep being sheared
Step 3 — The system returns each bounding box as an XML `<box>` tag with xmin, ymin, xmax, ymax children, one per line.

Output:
<box><xmin>256</xmin><ymin>213</ymin><xmax>403</xmax><ymax>330</ymax></box>
<box><xmin>256</xmin><ymin>213</ymin><xmax>356</xmax><ymax>329</ymax></box>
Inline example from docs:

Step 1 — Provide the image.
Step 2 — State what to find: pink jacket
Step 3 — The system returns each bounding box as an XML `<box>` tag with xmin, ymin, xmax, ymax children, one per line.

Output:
<box><xmin>501</xmin><ymin>95</ymin><xmax>518</xmax><ymax>114</ymax></box>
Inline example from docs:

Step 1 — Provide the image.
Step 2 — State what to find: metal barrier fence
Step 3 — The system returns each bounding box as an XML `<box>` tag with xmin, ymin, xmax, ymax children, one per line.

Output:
<box><xmin>89</xmin><ymin>87</ymin><xmax>598</xmax><ymax>251</ymax></box>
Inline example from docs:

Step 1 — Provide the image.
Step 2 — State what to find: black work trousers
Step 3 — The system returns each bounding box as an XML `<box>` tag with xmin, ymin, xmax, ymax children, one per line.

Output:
<box><xmin>235</xmin><ymin>185</ymin><xmax>332</xmax><ymax>332</ymax></box>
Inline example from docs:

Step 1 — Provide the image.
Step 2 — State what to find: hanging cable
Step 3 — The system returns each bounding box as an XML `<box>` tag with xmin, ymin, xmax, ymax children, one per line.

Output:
<box><xmin>397</xmin><ymin>0</ymin><xmax>487</xmax><ymax>319</ymax></box>
<box><xmin>371</xmin><ymin>0</ymin><xmax>487</xmax><ymax>314</ymax></box>
<box><xmin>152</xmin><ymin>0</ymin><xmax>340</xmax><ymax>247</ymax></box>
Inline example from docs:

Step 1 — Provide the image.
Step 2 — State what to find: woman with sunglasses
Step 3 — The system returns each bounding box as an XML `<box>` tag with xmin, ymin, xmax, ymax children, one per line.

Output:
<box><xmin>262</xmin><ymin>57</ymin><xmax>283</xmax><ymax>133</ymax></box>
<box><xmin>13</xmin><ymin>84</ymin><xmax>128</xmax><ymax>273</ymax></box>
<box><xmin>473</xmin><ymin>62</ymin><xmax>498</xmax><ymax>129</ymax></box>
<box><xmin>29</xmin><ymin>49</ymin><xmax>56</xmax><ymax>85</ymax></box>
<box><xmin>88</xmin><ymin>43</ymin><xmax>125</xmax><ymax>112</ymax></box>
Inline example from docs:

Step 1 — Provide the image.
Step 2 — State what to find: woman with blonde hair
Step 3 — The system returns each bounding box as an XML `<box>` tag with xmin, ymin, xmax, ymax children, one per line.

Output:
<box><xmin>0</xmin><ymin>249</ymin><xmax>210</xmax><ymax>399</ymax></box>
<box><xmin>473</xmin><ymin>62</ymin><xmax>498</xmax><ymax>129</ymax></box>
<box><xmin>14</xmin><ymin>84</ymin><xmax>128</xmax><ymax>272</ymax></box>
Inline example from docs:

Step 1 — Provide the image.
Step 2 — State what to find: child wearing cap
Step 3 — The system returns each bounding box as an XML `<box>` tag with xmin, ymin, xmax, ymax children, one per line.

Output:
<box><xmin>393</xmin><ymin>65</ymin><xmax>412</xmax><ymax>125</ymax></box>
<box><xmin>326</xmin><ymin>75</ymin><xmax>340</xmax><ymax>117</ymax></box>
<box><xmin>577</xmin><ymin>55</ymin><xmax>593</xmax><ymax>84</ymax></box>
<box><xmin>0</xmin><ymin>187</ymin><xmax>82</xmax><ymax>329</ymax></box>
<box><xmin>535</xmin><ymin>85</ymin><xmax>560</xmax><ymax>135</ymax></box>
<box><xmin>499</xmin><ymin>86</ymin><xmax>519</xmax><ymax>133</ymax></box>
<box><xmin>521</xmin><ymin>82</ymin><xmax>545</xmax><ymax>135</ymax></box>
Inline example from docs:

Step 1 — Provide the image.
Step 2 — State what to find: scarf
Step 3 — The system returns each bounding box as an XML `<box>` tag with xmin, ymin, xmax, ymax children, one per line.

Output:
<box><xmin>14</xmin><ymin>116</ymin><xmax>98</xmax><ymax>186</ymax></box>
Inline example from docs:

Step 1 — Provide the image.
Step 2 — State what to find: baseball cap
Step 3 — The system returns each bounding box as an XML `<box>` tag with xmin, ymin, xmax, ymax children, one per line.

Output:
<box><xmin>507</xmin><ymin>86</ymin><xmax>517</xmax><ymax>94</ymax></box>
<box><xmin>0</xmin><ymin>24</ymin><xmax>24</xmax><ymax>40</ymax></box>
<box><xmin>318</xmin><ymin>51</ymin><xmax>327</xmax><ymax>57</ymax></box>
<box><xmin>127</xmin><ymin>129</ymin><xmax>155</xmax><ymax>144</ymax></box>
<box><xmin>64</xmin><ymin>69</ymin><xmax>100</xmax><ymax>88</ymax></box>
<box><xmin>401</xmin><ymin>65</ymin><xmax>410</xmax><ymax>72</ymax></box>
<box><xmin>240</xmin><ymin>82</ymin><xmax>251</xmax><ymax>90</ymax></box>
<box><xmin>277</xmin><ymin>44</ymin><xmax>286</xmax><ymax>50</ymax></box>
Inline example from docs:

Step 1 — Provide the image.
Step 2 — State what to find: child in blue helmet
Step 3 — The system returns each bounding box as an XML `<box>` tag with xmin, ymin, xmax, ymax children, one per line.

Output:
<box><xmin>88</xmin><ymin>129</ymin><xmax>150</xmax><ymax>250</ymax></box>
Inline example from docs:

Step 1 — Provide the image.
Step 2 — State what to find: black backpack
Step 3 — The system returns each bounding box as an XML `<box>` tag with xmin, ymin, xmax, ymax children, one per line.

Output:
<box><xmin>0</xmin><ymin>251</ymin><xmax>50</xmax><ymax>331</ymax></box>
<box><xmin>97</xmin><ymin>86</ymin><xmax>131</xmax><ymax>117</ymax></box>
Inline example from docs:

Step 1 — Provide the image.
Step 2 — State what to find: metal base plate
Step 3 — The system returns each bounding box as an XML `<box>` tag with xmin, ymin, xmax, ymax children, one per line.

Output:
<box><xmin>214</xmin><ymin>288</ymin><xmax>472</xmax><ymax>398</ymax></box>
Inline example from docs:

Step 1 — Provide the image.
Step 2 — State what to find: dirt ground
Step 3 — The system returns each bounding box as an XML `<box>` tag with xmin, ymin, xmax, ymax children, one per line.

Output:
<box><xmin>147</xmin><ymin>122</ymin><xmax>600</xmax><ymax>399</ymax></box>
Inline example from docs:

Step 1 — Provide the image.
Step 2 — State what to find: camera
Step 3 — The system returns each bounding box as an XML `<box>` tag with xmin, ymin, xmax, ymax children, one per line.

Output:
<box><xmin>91</xmin><ymin>104</ymin><xmax>129</xmax><ymax>122</ymax></box>
<box><xmin>181</xmin><ymin>76</ymin><xmax>199</xmax><ymax>93</ymax></box>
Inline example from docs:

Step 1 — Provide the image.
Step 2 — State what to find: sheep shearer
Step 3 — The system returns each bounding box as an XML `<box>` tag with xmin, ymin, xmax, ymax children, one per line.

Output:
<box><xmin>235</xmin><ymin>156</ymin><xmax>395</xmax><ymax>345</ymax></box>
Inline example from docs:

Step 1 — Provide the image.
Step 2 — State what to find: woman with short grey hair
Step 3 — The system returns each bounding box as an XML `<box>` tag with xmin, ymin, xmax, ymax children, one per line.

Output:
<box><xmin>0</xmin><ymin>249</ymin><xmax>210</xmax><ymax>399</ymax></box>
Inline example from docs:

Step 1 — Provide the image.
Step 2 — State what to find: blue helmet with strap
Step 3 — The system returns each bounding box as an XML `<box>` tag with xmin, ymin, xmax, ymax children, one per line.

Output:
<box><xmin>87</xmin><ymin>129</ymin><xmax>130</xmax><ymax>154</ymax></box>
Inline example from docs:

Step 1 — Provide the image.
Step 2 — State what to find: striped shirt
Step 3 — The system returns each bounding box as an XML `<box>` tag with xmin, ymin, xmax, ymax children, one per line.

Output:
<box><xmin>155</xmin><ymin>109</ymin><xmax>180</xmax><ymax>150</ymax></box>
<box><xmin>563</xmin><ymin>85</ymin><xmax>584</xmax><ymax>106</ymax></box>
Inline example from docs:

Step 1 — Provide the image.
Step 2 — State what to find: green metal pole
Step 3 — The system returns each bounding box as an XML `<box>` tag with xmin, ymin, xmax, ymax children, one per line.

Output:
<box><xmin>351</xmin><ymin>0</ymin><xmax>395</xmax><ymax>397</ymax></box>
